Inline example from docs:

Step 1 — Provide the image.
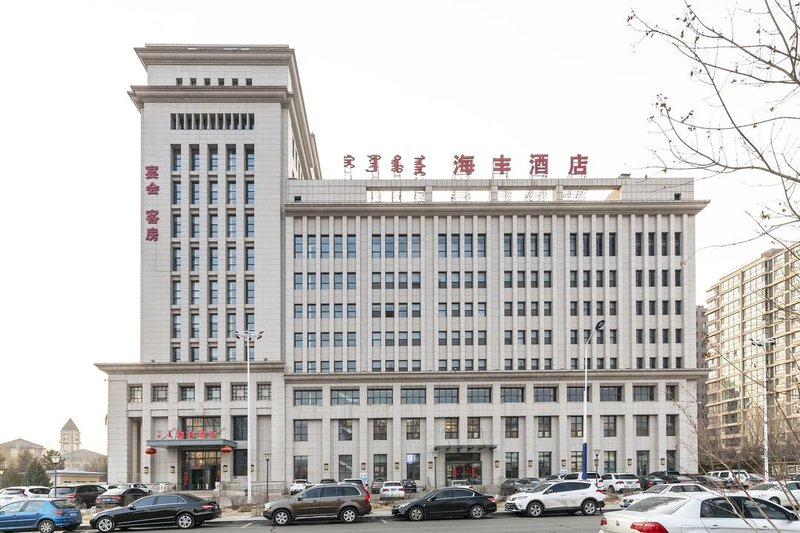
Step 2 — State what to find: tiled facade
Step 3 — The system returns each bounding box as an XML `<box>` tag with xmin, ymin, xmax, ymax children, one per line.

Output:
<box><xmin>99</xmin><ymin>44</ymin><xmax>706</xmax><ymax>489</ymax></box>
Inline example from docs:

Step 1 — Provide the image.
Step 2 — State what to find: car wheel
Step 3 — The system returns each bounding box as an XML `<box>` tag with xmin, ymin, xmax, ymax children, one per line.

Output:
<box><xmin>96</xmin><ymin>517</ymin><xmax>116</xmax><ymax>533</ymax></box>
<box><xmin>770</xmin><ymin>497</ymin><xmax>781</xmax><ymax>504</ymax></box>
<box><xmin>38</xmin><ymin>520</ymin><xmax>55</xmax><ymax>533</ymax></box>
<box><xmin>407</xmin><ymin>506</ymin><xmax>424</xmax><ymax>521</ymax></box>
<box><xmin>526</xmin><ymin>501</ymin><xmax>544</xmax><ymax>518</ymax></box>
<box><xmin>468</xmin><ymin>505</ymin><xmax>485</xmax><ymax>519</ymax></box>
<box><xmin>581</xmin><ymin>499</ymin><xmax>598</xmax><ymax>516</ymax></box>
<box><xmin>272</xmin><ymin>509</ymin><xmax>291</xmax><ymax>526</ymax></box>
<box><xmin>340</xmin><ymin>506</ymin><xmax>358</xmax><ymax>524</ymax></box>
<box><xmin>176</xmin><ymin>513</ymin><xmax>195</xmax><ymax>529</ymax></box>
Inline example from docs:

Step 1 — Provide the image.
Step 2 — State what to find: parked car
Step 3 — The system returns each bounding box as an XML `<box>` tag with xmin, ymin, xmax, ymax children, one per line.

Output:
<box><xmin>90</xmin><ymin>493</ymin><xmax>220</xmax><ymax>532</ymax></box>
<box><xmin>341</xmin><ymin>479</ymin><xmax>365</xmax><ymax>488</ymax></box>
<box><xmin>637</xmin><ymin>475</ymin><xmax>664</xmax><ymax>490</ymax></box>
<box><xmin>448</xmin><ymin>479</ymin><xmax>474</xmax><ymax>490</ymax></box>
<box><xmin>599</xmin><ymin>493</ymin><xmax>800</xmax><ymax>533</ymax></box>
<box><xmin>563</xmin><ymin>472</ymin><xmax>603</xmax><ymax>488</ymax></box>
<box><xmin>621</xmin><ymin>482</ymin><xmax>715</xmax><ymax>508</ymax></box>
<box><xmin>687</xmin><ymin>474</ymin><xmax>727</xmax><ymax>490</ymax></box>
<box><xmin>648</xmin><ymin>470</ymin><xmax>682</xmax><ymax>483</ymax></box>
<box><xmin>48</xmin><ymin>485</ymin><xmax>106</xmax><ymax>509</ymax></box>
<box><xmin>95</xmin><ymin>487</ymin><xmax>149</xmax><ymax>508</ymax></box>
<box><xmin>102</xmin><ymin>484</ymin><xmax>150</xmax><ymax>494</ymax></box>
<box><xmin>504</xmin><ymin>480</ymin><xmax>605</xmax><ymax>517</ymax></box>
<box><xmin>318</xmin><ymin>478</ymin><xmax>337</xmax><ymax>484</ymax></box>
<box><xmin>263</xmin><ymin>482</ymin><xmax>371</xmax><ymax>526</ymax></box>
<box><xmin>0</xmin><ymin>498</ymin><xmax>82</xmax><ymax>533</ymax></box>
<box><xmin>380</xmin><ymin>481</ymin><xmax>405</xmax><ymax>499</ymax></box>
<box><xmin>370</xmin><ymin>478</ymin><xmax>385</xmax><ymax>494</ymax></box>
<box><xmin>500</xmin><ymin>478</ymin><xmax>541</xmax><ymax>497</ymax></box>
<box><xmin>0</xmin><ymin>487</ymin><xmax>50</xmax><ymax>505</ymax></box>
<box><xmin>392</xmin><ymin>487</ymin><xmax>496</xmax><ymax>521</ymax></box>
<box><xmin>601</xmin><ymin>473</ymin><xmax>641</xmax><ymax>494</ymax></box>
<box><xmin>733</xmin><ymin>480</ymin><xmax>800</xmax><ymax>508</ymax></box>
<box><xmin>289</xmin><ymin>480</ymin><xmax>308</xmax><ymax>495</ymax></box>
<box><xmin>401</xmin><ymin>479</ymin><xmax>417</xmax><ymax>493</ymax></box>
<box><xmin>708</xmin><ymin>469</ymin><xmax>752</xmax><ymax>488</ymax></box>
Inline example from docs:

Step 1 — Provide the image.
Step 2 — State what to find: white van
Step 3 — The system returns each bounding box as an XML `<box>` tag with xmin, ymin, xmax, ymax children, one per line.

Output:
<box><xmin>708</xmin><ymin>470</ymin><xmax>751</xmax><ymax>488</ymax></box>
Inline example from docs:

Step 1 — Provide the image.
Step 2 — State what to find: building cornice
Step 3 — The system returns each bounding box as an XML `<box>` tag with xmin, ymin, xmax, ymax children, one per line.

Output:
<box><xmin>283</xmin><ymin>200</ymin><xmax>709</xmax><ymax>217</ymax></box>
<box><xmin>134</xmin><ymin>45</ymin><xmax>295</xmax><ymax>69</ymax></box>
<box><xmin>128</xmin><ymin>86</ymin><xmax>292</xmax><ymax>111</ymax></box>
<box><xmin>96</xmin><ymin>361</ymin><xmax>286</xmax><ymax>376</ymax></box>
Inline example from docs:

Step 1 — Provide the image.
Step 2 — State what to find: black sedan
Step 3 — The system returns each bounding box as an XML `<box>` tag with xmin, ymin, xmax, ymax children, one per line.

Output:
<box><xmin>89</xmin><ymin>494</ymin><xmax>221</xmax><ymax>532</ymax></box>
<box><xmin>392</xmin><ymin>487</ymin><xmax>497</xmax><ymax>521</ymax></box>
<box><xmin>96</xmin><ymin>488</ymin><xmax>149</xmax><ymax>508</ymax></box>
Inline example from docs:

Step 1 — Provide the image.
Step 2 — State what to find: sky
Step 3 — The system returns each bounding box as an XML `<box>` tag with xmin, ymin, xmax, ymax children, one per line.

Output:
<box><xmin>1</xmin><ymin>0</ymin><xmax>787</xmax><ymax>455</ymax></box>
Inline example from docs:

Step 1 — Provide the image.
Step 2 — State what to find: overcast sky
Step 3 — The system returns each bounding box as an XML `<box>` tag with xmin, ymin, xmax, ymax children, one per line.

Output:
<box><xmin>1</xmin><ymin>0</ymin><xmax>783</xmax><ymax>456</ymax></box>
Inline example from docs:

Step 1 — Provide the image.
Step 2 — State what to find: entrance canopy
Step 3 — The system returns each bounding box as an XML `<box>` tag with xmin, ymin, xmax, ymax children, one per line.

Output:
<box><xmin>145</xmin><ymin>439</ymin><xmax>237</xmax><ymax>449</ymax></box>
<box><xmin>434</xmin><ymin>444</ymin><xmax>496</xmax><ymax>453</ymax></box>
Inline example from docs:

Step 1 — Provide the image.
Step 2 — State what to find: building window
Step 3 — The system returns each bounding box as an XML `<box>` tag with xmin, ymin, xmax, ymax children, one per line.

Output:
<box><xmin>401</xmin><ymin>387</ymin><xmax>426</xmax><ymax>404</ymax></box>
<box><xmin>293</xmin><ymin>389</ymin><xmax>323</xmax><ymax>406</ymax></box>
<box><xmin>567</xmin><ymin>386</ymin><xmax>585</xmax><ymax>402</ymax></box>
<box><xmin>533</xmin><ymin>387</ymin><xmax>556</xmax><ymax>402</ymax></box>
<box><xmin>538</xmin><ymin>452</ymin><xmax>552</xmax><ymax>477</ymax></box>
<box><xmin>600</xmin><ymin>386</ymin><xmax>623</xmax><ymax>402</ymax></box>
<box><xmin>152</xmin><ymin>385</ymin><xmax>168</xmax><ymax>402</ymax></box>
<box><xmin>406</xmin><ymin>453</ymin><xmax>420</xmax><ymax>481</ymax></box>
<box><xmin>636</xmin><ymin>451</ymin><xmax>650</xmax><ymax>476</ymax></box>
<box><xmin>602</xmin><ymin>415</ymin><xmax>617</xmax><ymax>437</ymax></box>
<box><xmin>434</xmin><ymin>387</ymin><xmax>459</xmax><ymax>404</ymax></box>
<box><xmin>293</xmin><ymin>420</ymin><xmax>308</xmax><ymax>442</ymax></box>
<box><xmin>338</xmin><ymin>419</ymin><xmax>353</xmax><ymax>441</ymax></box>
<box><xmin>633</xmin><ymin>386</ymin><xmax>656</xmax><ymax>401</ymax></box>
<box><xmin>504</xmin><ymin>416</ymin><xmax>519</xmax><ymax>438</ymax></box>
<box><xmin>338</xmin><ymin>455</ymin><xmax>353</xmax><ymax>480</ymax></box>
<box><xmin>444</xmin><ymin>418</ymin><xmax>459</xmax><ymax>439</ymax></box>
<box><xmin>232</xmin><ymin>415</ymin><xmax>248</xmax><ymax>440</ymax></box>
<box><xmin>666</xmin><ymin>385</ymin><xmax>678</xmax><ymax>401</ymax></box>
<box><xmin>467</xmin><ymin>417</ymin><xmax>481</xmax><ymax>439</ymax></box>
<box><xmin>257</xmin><ymin>382</ymin><xmax>271</xmax><ymax>400</ymax></box>
<box><xmin>331</xmin><ymin>389</ymin><xmax>359</xmax><ymax>405</ymax></box>
<box><xmin>179</xmin><ymin>385</ymin><xmax>195</xmax><ymax>402</ymax></box>
<box><xmin>205</xmin><ymin>384</ymin><xmax>221</xmax><ymax>401</ymax></box>
<box><xmin>569</xmin><ymin>415</ymin><xmax>583</xmax><ymax>437</ymax></box>
<box><xmin>635</xmin><ymin>415</ymin><xmax>650</xmax><ymax>437</ymax></box>
<box><xmin>666</xmin><ymin>414</ymin><xmax>678</xmax><ymax>437</ymax></box>
<box><xmin>231</xmin><ymin>384</ymin><xmax>247</xmax><ymax>401</ymax></box>
<box><xmin>128</xmin><ymin>385</ymin><xmax>142</xmax><ymax>403</ymax></box>
<box><xmin>374</xmin><ymin>454</ymin><xmax>388</xmax><ymax>481</ymax></box>
<box><xmin>500</xmin><ymin>387</ymin><xmax>524</xmax><ymax>403</ymax></box>
<box><xmin>467</xmin><ymin>387</ymin><xmax>491</xmax><ymax>403</ymax></box>
<box><xmin>537</xmin><ymin>416</ymin><xmax>552</xmax><ymax>438</ymax></box>
<box><xmin>373</xmin><ymin>419</ymin><xmax>388</xmax><ymax>440</ymax></box>
<box><xmin>294</xmin><ymin>456</ymin><xmax>308</xmax><ymax>480</ymax></box>
<box><xmin>406</xmin><ymin>418</ymin><xmax>421</xmax><ymax>439</ymax></box>
<box><xmin>505</xmin><ymin>452</ymin><xmax>519</xmax><ymax>479</ymax></box>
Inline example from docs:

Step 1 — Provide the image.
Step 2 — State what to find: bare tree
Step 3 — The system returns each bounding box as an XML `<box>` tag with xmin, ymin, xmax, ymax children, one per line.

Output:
<box><xmin>628</xmin><ymin>0</ymin><xmax>800</xmax><ymax>240</ymax></box>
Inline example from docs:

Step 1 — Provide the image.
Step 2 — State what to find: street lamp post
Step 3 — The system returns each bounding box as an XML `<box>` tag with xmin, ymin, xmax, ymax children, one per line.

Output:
<box><xmin>594</xmin><ymin>449</ymin><xmax>601</xmax><ymax>476</ymax></box>
<box><xmin>433</xmin><ymin>453</ymin><xmax>438</xmax><ymax>488</ymax></box>
<box><xmin>51</xmin><ymin>453</ymin><xmax>61</xmax><ymax>491</ymax></box>
<box><xmin>750</xmin><ymin>337</ymin><xmax>776</xmax><ymax>482</ymax></box>
<box><xmin>235</xmin><ymin>329</ymin><xmax>263</xmax><ymax>505</ymax></box>
<box><xmin>582</xmin><ymin>320</ymin><xmax>605</xmax><ymax>480</ymax></box>
<box><xmin>264</xmin><ymin>453</ymin><xmax>271</xmax><ymax>503</ymax></box>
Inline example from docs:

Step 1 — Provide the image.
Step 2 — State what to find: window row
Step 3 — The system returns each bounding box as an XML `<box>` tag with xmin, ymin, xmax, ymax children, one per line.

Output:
<box><xmin>175</xmin><ymin>77</ymin><xmax>252</xmax><ymax>87</ymax></box>
<box><xmin>293</xmin><ymin>303</ymin><xmax>358</xmax><ymax>319</ymax></box>
<box><xmin>499</xmin><ymin>233</ymin><xmax>554</xmax><ymax>257</ymax></box>
<box><xmin>170</xmin><ymin>344</ymin><xmax>260</xmax><ymax>363</ymax></box>
<box><xmin>433</xmin><ymin>233</ymin><xmax>490</xmax><ymax>258</ymax></box>
<box><xmin>636</xmin><ymin>300</ymin><xmax>684</xmax><ymax>315</ymax></box>
<box><xmin>292</xmin><ymin>384</ymin><xmax>663</xmax><ymax>406</ymax></box>
<box><xmin>437</xmin><ymin>271</ymin><xmax>488</xmax><ymax>289</ymax></box>
<box><xmin>172</xmin><ymin>181</ymin><xmax>255</xmax><ymax>207</ymax></box>
<box><xmin>368</xmin><ymin>234</ymin><xmax>424</xmax><ymax>258</ymax></box>
<box><xmin>635</xmin><ymin>232</ymin><xmax>683</xmax><ymax>257</ymax></box>
<box><xmin>171</xmin><ymin>312</ymin><xmax>255</xmax><ymax>339</ymax></box>
<box><xmin>172</xmin><ymin>144</ymin><xmax>254</xmax><ymax>173</ymax></box>
<box><xmin>292</xmin><ymin>359</ymin><xmax>424</xmax><ymax>373</ymax></box>
<box><xmin>292</xmin><ymin>332</ymin><xmax>359</xmax><ymax>347</ymax></box>
<box><xmin>170</xmin><ymin>247</ymin><xmax>255</xmax><ymax>273</ymax></box>
<box><xmin>130</xmin><ymin>382</ymin><xmax>271</xmax><ymax>403</ymax></box>
<box><xmin>172</xmin><ymin>280</ymin><xmax>255</xmax><ymax>306</ymax></box>
<box><xmin>170</xmin><ymin>112</ymin><xmax>255</xmax><ymax>131</ymax></box>
<box><xmin>634</xmin><ymin>328</ymin><xmax>685</xmax><ymax>344</ymax></box>
<box><xmin>293</xmin><ymin>234</ymin><xmax>358</xmax><ymax>259</ymax></box>
<box><xmin>290</xmin><ymin>272</ymin><xmax>358</xmax><ymax>290</ymax></box>
<box><xmin>635</xmin><ymin>269</ymin><xmax>683</xmax><ymax>287</ymax></box>
<box><xmin>171</xmin><ymin>214</ymin><xmax>255</xmax><ymax>244</ymax></box>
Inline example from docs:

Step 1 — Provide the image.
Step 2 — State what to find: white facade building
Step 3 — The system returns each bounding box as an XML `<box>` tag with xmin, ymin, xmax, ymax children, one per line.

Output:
<box><xmin>99</xmin><ymin>44</ymin><xmax>707</xmax><ymax>491</ymax></box>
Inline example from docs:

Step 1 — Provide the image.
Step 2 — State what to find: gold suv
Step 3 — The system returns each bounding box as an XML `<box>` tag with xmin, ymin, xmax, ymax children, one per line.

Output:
<box><xmin>263</xmin><ymin>483</ymin><xmax>372</xmax><ymax>526</ymax></box>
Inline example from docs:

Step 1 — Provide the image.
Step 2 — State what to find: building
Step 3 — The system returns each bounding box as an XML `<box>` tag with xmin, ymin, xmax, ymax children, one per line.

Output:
<box><xmin>60</xmin><ymin>419</ymin><xmax>81</xmax><ymax>454</ymax></box>
<box><xmin>99</xmin><ymin>44</ymin><xmax>707</xmax><ymax>490</ymax></box>
<box><xmin>704</xmin><ymin>245</ymin><xmax>800</xmax><ymax>471</ymax></box>
<box><xmin>0</xmin><ymin>439</ymin><xmax>45</xmax><ymax>461</ymax></box>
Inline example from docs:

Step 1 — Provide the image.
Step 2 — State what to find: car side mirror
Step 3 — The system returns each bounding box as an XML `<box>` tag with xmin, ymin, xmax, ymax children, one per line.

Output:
<box><xmin>127</xmin><ymin>505</ymin><xmax>136</xmax><ymax>510</ymax></box>
<box><xmin>544</xmin><ymin>489</ymin><xmax>552</xmax><ymax>494</ymax></box>
<box><xmin>296</xmin><ymin>496</ymin><xmax>303</xmax><ymax>501</ymax></box>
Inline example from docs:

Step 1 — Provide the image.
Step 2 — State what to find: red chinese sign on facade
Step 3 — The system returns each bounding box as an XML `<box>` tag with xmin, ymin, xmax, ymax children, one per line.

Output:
<box><xmin>343</xmin><ymin>154</ymin><xmax>355</xmax><ymax>169</ymax></box>
<box><xmin>143</xmin><ymin>165</ymin><xmax>160</xmax><ymax>242</ymax></box>
<box><xmin>453</xmin><ymin>154</ymin><xmax>476</xmax><ymax>177</ymax></box>
<box><xmin>156</xmin><ymin>428</ymin><xmax>219</xmax><ymax>440</ymax></box>
<box><xmin>366</xmin><ymin>154</ymin><xmax>381</xmax><ymax>174</ymax></box>
<box><xmin>529</xmin><ymin>154</ymin><xmax>549</xmax><ymax>176</ymax></box>
<box><xmin>414</xmin><ymin>156</ymin><xmax>426</xmax><ymax>177</ymax></box>
<box><xmin>568</xmin><ymin>154</ymin><xmax>589</xmax><ymax>175</ymax></box>
<box><xmin>391</xmin><ymin>155</ymin><xmax>404</xmax><ymax>176</ymax></box>
<box><xmin>492</xmin><ymin>154</ymin><xmax>511</xmax><ymax>175</ymax></box>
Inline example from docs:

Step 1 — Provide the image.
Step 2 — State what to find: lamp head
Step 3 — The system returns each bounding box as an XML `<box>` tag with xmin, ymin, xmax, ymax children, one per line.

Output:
<box><xmin>595</xmin><ymin>320</ymin><xmax>605</xmax><ymax>331</ymax></box>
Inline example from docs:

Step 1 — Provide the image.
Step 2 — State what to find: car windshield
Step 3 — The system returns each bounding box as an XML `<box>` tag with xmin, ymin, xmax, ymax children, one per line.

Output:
<box><xmin>618</xmin><ymin>474</ymin><xmax>638</xmax><ymax>480</ymax></box>
<box><xmin>753</xmin><ymin>483</ymin><xmax>779</xmax><ymax>491</ymax></box>
<box><xmin>51</xmin><ymin>500</ymin><xmax>78</xmax><ymax>509</ymax></box>
<box><xmin>627</xmin><ymin>496</ymin><xmax>690</xmax><ymax>513</ymax></box>
<box><xmin>384</xmin><ymin>482</ymin><xmax>401</xmax><ymax>487</ymax></box>
<box><xmin>645</xmin><ymin>485</ymin><xmax>667</xmax><ymax>493</ymax></box>
<box><xmin>54</xmin><ymin>488</ymin><xmax>74</xmax><ymax>496</ymax></box>
<box><xmin>528</xmin><ymin>483</ymin><xmax>553</xmax><ymax>493</ymax></box>
<box><xmin>2</xmin><ymin>489</ymin><xmax>24</xmax><ymax>495</ymax></box>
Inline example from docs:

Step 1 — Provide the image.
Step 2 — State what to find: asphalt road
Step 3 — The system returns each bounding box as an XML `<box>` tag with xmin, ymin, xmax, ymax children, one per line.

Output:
<box><xmin>197</xmin><ymin>513</ymin><xmax>605</xmax><ymax>533</ymax></box>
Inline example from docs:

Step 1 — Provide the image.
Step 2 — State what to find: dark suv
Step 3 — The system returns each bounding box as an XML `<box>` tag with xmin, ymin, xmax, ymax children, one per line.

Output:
<box><xmin>50</xmin><ymin>484</ymin><xmax>107</xmax><ymax>508</ymax></box>
<box><xmin>263</xmin><ymin>483</ymin><xmax>371</xmax><ymax>526</ymax></box>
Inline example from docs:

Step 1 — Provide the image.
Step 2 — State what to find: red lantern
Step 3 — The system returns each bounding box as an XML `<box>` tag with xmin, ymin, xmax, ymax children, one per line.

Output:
<box><xmin>220</xmin><ymin>445</ymin><xmax>233</xmax><ymax>454</ymax></box>
<box><xmin>145</xmin><ymin>447</ymin><xmax>157</xmax><ymax>455</ymax></box>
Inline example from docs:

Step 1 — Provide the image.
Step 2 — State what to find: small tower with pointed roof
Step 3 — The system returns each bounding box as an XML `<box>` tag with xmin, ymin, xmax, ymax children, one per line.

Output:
<box><xmin>60</xmin><ymin>419</ymin><xmax>80</xmax><ymax>453</ymax></box>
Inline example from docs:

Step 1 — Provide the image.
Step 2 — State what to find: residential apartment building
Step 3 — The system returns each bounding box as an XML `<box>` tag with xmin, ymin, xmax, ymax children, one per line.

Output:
<box><xmin>99</xmin><ymin>44</ymin><xmax>707</xmax><ymax>490</ymax></box>
<box><xmin>705</xmin><ymin>245</ymin><xmax>800</xmax><ymax>470</ymax></box>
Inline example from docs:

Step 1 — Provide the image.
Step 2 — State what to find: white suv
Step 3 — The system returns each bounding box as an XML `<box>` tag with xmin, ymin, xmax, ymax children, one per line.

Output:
<box><xmin>504</xmin><ymin>480</ymin><xmax>605</xmax><ymax>517</ymax></box>
<box><xmin>601</xmin><ymin>473</ymin><xmax>641</xmax><ymax>494</ymax></box>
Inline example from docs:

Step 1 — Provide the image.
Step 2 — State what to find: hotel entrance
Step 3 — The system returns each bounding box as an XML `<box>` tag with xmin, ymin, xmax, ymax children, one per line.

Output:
<box><xmin>181</xmin><ymin>450</ymin><xmax>221</xmax><ymax>490</ymax></box>
<box><xmin>445</xmin><ymin>452</ymin><xmax>482</xmax><ymax>485</ymax></box>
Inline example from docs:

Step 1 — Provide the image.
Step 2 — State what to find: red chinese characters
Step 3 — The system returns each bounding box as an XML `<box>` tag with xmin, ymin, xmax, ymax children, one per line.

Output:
<box><xmin>492</xmin><ymin>154</ymin><xmax>511</xmax><ymax>175</ymax></box>
<box><xmin>145</xmin><ymin>165</ymin><xmax>159</xmax><ymax>180</ymax></box>
<box><xmin>144</xmin><ymin>165</ymin><xmax>160</xmax><ymax>242</ymax></box>
<box><xmin>391</xmin><ymin>155</ymin><xmax>404</xmax><ymax>176</ymax></box>
<box><xmin>145</xmin><ymin>227</ymin><xmax>159</xmax><ymax>242</ymax></box>
<box><xmin>529</xmin><ymin>154</ymin><xmax>549</xmax><ymax>176</ymax></box>
<box><xmin>145</xmin><ymin>182</ymin><xmax>160</xmax><ymax>195</ymax></box>
<box><xmin>366</xmin><ymin>154</ymin><xmax>381</xmax><ymax>174</ymax></box>
<box><xmin>453</xmin><ymin>154</ymin><xmax>476</xmax><ymax>177</ymax></box>
<box><xmin>568</xmin><ymin>154</ymin><xmax>589</xmax><ymax>175</ymax></box>
<box><xmin>414</xmin><ymin>156</ymin><xmax>426</xmax><ymax>177</ymax></box>
<box><xmin>145</xmin><ymin>210</ymin><xmax>159</xmax><ymax>225</ymax></box>
<box><xmin>343</xmin><ymin>154</ymin><xmax>355</xmax><ymax>169</ymax></box>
